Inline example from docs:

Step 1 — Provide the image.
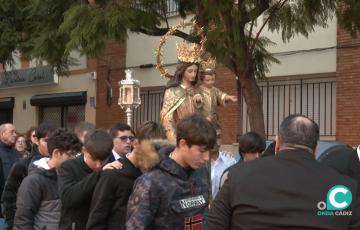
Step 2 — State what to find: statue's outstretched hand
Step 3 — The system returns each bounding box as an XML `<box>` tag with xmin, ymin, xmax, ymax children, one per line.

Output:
<box><xmin>226</xmin><ymin>95</ymin><xmax>238</xmax><ymax>102</ymax></box>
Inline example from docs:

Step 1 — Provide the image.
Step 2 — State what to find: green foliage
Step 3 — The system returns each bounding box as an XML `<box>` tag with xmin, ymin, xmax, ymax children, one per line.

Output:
<box><xmin>0</xmin><ymin>0</ymin><xmax>25</xmax><ymax>66</ymax></box>
<box><xmin>267</xmin><ymin>0</ymin><xmax>336</xmax><ymax>42</ymax></box>
<box><xmin>0</xmin><ymin>0</ymin><xmax>360</xmax><ymax>76</ymax></box>
<box><xmin>252</xmin><ymin>36</ymin><xmax>280</xmax><ymax>79</ymax></box>
<box><xmin>337</xmin><ymin>0</ymin><xmax>360</xmax><ymax>37</ymax></box>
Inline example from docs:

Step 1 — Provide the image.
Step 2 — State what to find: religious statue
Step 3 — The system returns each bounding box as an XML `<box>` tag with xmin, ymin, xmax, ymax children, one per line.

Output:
<box><xmin>156</xmin><ymin>22</ymin><xmax>205</xmax><ymax>143</ymax></box>
<box><xmin>159</xmin><ymin>45</ymin><xmax>204</xmax><ymax>143</ymax></box>
<box><xmin>199</xmin><ymin>57</ymin><xmax>237</xmax><ymax>122</ymax></box>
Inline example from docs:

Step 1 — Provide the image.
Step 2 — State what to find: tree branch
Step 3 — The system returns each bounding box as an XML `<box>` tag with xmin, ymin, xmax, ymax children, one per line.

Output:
<box><xmin>134</xmin><ymin>27</ymin><xmax>201</xmax><ymax>43</ymax></box>
<box><xmin>249</xmin><ymin>0</ymin><xmax>289</xmax><ymax>53</ymax></box>
<box><xmin>159</xmin><ymin>1</ymin><xmax>170</xmax><ymax>28</ymax></box>
<box><xmin>248</xmin><ymin>19</ymin><xmax>255</xmax><ymax>45</ymax></box>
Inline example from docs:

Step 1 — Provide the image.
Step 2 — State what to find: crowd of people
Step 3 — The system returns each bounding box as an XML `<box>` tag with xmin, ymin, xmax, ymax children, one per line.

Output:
<box><xmin>1</xmin><ymin>60</ymin><xmax>360</xmax><ymax>229</ymax></box>
<box><xmin>0</xmin><ymin>112</ymin><xmax>359</xmax><ymax>230</ymax></box>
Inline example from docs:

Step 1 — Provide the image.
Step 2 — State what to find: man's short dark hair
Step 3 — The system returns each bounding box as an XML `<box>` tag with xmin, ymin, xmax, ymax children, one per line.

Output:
<box><xmin>109</xmin><ymin>123</ymin><xmax>133</xmax><ymax>138</ymax></box>
<box><xmin>35</xmin><ymin>123</ymin><xmax>57</xmax><ymax>139</ymax></box>
<box><xmin>238</xmin><ymin>132</ymin><xmax>266</xmax><ymax>156</ymax></box>
<box><xmin>136</xmin><ymin>121</ymin><xmax>166</xmax><ymax>142</ymax></box>
<box><xmin>279</xmin><ymin>114</ymin><xmax>319</xmax><ymax>150</ymax></box>
<box><xmin>47</xmin><ymin>128</ymin><xmax>82</xmax><ymax>157</ymax></box>
<box><xmin>84</xmin><ymin>129</ymin><xmax>113</xmax><ymax>161</ymax></box>
<box><xmin>176</xmin><ymin>114</ymin><xmax>216</xmax><ymax>150</ymax></box>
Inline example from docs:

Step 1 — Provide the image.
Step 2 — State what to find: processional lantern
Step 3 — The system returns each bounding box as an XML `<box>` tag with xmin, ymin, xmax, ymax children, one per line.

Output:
<box><xmin>118</xmin><ymin>69</ymin><xmax>141</xmax><ymax>126</ymax></box>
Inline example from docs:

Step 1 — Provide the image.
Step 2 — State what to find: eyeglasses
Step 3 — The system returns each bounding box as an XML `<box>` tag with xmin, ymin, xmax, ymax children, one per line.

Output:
<box><xmin>117</xmin><ymin>136</ymin><xmax>135</xmax><ymax>142</ymax></box>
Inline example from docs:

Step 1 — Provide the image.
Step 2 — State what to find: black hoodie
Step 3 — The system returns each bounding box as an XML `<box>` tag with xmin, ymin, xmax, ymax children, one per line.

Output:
<box><xmin>86</xmin><ymin>157</ymin><xmax>142</xmax><ymax>230</ymax></box>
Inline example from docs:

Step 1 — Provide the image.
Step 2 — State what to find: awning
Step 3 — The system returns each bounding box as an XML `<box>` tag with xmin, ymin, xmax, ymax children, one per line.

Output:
<box><xmin>0</xmin><ymin>97</ymin><xmax>14</xmax><ymax>110</ymax></box>
<box><xmin>30</xmin><ymin>91</ymin><xmax>87</xmax><ymax>107</ymax></box>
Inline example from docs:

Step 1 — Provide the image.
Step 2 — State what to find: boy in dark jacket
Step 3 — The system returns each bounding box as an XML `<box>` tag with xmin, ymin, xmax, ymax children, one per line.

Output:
<box><xmin>58</xmin><ymin>129</ymin><xmax>122</xmax><ymax>230</ymax></box>
<box><xmin>13</xmin><ymin>128</ymin><xmax>81</xmax><ymax>230</ymax></box>
<box><xmin>126</xmin><ymin>114</ymin><xmax>216</xmax><ymax>230</ymax></box>
<box><xmin>86</xmin><ymin>121</ymin><xmax>168</xmax><ymax>230</ymax></box>
<box><xmin>1</xmin><ymin>123</ymin><xmax>56</xmax><ymax>230</ymax></box>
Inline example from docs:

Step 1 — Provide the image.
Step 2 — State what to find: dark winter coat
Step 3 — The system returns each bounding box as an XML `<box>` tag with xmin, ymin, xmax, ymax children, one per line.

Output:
<box><xmin>58</xmin><ymin>155</ymin><xmax>102</xmax><ymax>230</ymax></box>
<box><xmin>126</xmin><ymin>158</ymin><xmax>210</xmax><ymax>230</ymax></box>
<box><xmin>13</xmin><ymin>158</ymin><xmax>61</xmax><ymax>230</ymax></box>
<box><xmin>1</xmin><ymin>145</ymin><xmax>41</xmax><ymax>230</ymax></box>
<box><xmin>0</xmin><ymin>141</ymin><xmax>21</xmax><ymax>219</ymax></box>
<box><xmin>0</xmin><ymin>141</ymin><xmax>20</xmax><ymax>181</ymax></box>
<box><xmin>86</xmin><ymin>157</ymin><xmax>141</xmax><ymax>230</ymax></box>
<box><xmin>203</xmin><ymin>149</ymin><xmax>360</xmax><ymax>230</ymax></box>
<box><xmin>320</xmin><ymin>147</ymin><xmax>360</xmax><ymax>196</ymax></box>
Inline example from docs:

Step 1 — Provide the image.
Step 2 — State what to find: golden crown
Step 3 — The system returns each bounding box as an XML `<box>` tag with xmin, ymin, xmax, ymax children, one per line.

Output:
<box><xmin>201</xmin><ymin>57</ymin><xmax>216</xmax><ymax>71</ymax></box>
<box><xmin>155</xmin><ymin>21</ymin><xmax>206</xmax><ymax>78</ymax></box>
<box><xmin>176</xmin><ymin>42</ymin><xmax>203</xmax><ymax>63</ymax></box>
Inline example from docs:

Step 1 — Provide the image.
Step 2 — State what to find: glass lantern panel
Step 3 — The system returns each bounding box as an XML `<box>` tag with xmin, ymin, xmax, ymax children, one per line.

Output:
<box><xmin>125</xmin><ymin>87</ymin><xmax>132</xmax><ymax>104</ymax></box>
<box><xmin>134</xmin><ymin>87</ymin><xmax>139</xmax><ymax>104</ymax></box>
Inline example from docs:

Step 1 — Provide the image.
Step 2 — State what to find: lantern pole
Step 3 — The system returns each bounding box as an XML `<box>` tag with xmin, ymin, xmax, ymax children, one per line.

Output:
<box><xmin>125</xmin><ymin>107</ymin><xmax>132</xmax><ymax>126</ymax></box>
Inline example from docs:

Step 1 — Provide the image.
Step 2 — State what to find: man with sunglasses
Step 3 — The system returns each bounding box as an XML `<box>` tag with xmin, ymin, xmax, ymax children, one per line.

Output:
<box><xmin>13</xmin><ymin>128</ymin><xmax>82</xmax><ymax>230</ymax></box>
<box><xmin>109</xmin><ymin>123</ymin><xmax>135</xmax><ymax>162</ymax></box>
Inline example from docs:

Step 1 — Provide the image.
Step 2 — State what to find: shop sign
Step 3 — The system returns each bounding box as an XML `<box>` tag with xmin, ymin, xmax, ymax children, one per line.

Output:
<box><xmin>0</xmin><ymin>65</ymin><xmax>58</xmax><ymax>89</ymax></box>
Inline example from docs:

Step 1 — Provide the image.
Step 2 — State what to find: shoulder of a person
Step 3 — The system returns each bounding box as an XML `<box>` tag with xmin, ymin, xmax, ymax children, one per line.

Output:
<box><xmin>134</xmin><ymin>169</ymin><xmax>162</xmax><ymax>186</ymax></box>
<box><xmin>317</xmin><ymin>160</ymin><xmax>356</xmax><ymax>179</ymax></box>
<box><xmin>96</xmin><ymin>170</ymin><xmax>124</xmax><ymax>191</ymax></box>
<box><xmin>101</xmin><ymin>168</ymin><xmax>123</xmax><ymax>179</ymax></box>
<box><xmin>58</xmin><ymin>157</ymin><xmax>81</xmax><ymax>173</ymax></box>
<box><xmin>21</xmin><ymin>171</ymin><xmax>44</xmax><ymax>187</ymax></box>
<box><xmin>12</xmin><ymin>159</ymin><xmax>27</xmax><ymax>169</ymax></box>
<box><xmin>228</xmin><ymin>156</ymin><xmax>273</xmax><ymax>176</ymax></box>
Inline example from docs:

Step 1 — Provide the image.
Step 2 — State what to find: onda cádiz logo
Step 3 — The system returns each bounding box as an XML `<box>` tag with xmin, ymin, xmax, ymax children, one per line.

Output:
<box><xmin>317</xmin><ymin>185</ymin><xmax>353</xmax><ymax>216</ymax></box>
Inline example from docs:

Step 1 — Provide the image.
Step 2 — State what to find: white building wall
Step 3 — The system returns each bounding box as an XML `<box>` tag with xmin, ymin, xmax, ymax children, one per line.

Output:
<box><xmin>264</xmin><ymin>17</ymin><xmax>337</xmax><ymax>77</ymax></box>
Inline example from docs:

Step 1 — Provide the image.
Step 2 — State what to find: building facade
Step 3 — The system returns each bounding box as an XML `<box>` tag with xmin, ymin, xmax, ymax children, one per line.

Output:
<box><xmin>0</xmin><ymin>52</ymin><xmax>97</xmax><ymax>133</ymax></box>
<box><xmin>1</xmin><ymin>6</ymin><xmax>360</xmax><ymax>147</ymax></box>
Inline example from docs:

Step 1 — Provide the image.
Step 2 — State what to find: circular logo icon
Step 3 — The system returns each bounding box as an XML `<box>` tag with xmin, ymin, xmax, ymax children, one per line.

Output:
<box><xmin>326</xmin><ymin>185</ymin><xmax>352</xmax><ymax>210</ymax></box>
<box><xmin>317</xmin><ymin>201</ymin><xmax>327</xmax><ymax>210</ymax></box>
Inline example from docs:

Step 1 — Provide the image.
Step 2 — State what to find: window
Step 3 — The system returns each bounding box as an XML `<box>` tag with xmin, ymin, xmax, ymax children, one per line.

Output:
<box><xmin>132</xmin><ymin>0</ymin><xmax>179</xmax><ymax>17</ymax></box>
<box><xmin>0</xmin><ymin>97</ymin><xmax>14</xmax><ymax>124</ymax></box>
<box><xmin>39</xmin><ymin>105</ymin><xmax>85</xmax><ymax>130</ymax></box>
<box><xmin>0</xmin><ymin>110</ymin><xmax>13</xmax><ymax>124</ymax></box>
<box><xmin>240</xmin><ymin>77</ymin><xmax>336</xmax><ymax>139</ymax></box>
<box><xmin>166</xmin><ymin>0</ymin><xmax>179</xmax><ymax>16</ymax></box>
<box><xmin>31</xmin><ymin>91</ymin><xmax>87</xmax><ymax>130</ymax></box>
<box><xmin>132</xmin><ymin>87</ymin><xmax>164</xmax><ymax>130</ymax></box>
